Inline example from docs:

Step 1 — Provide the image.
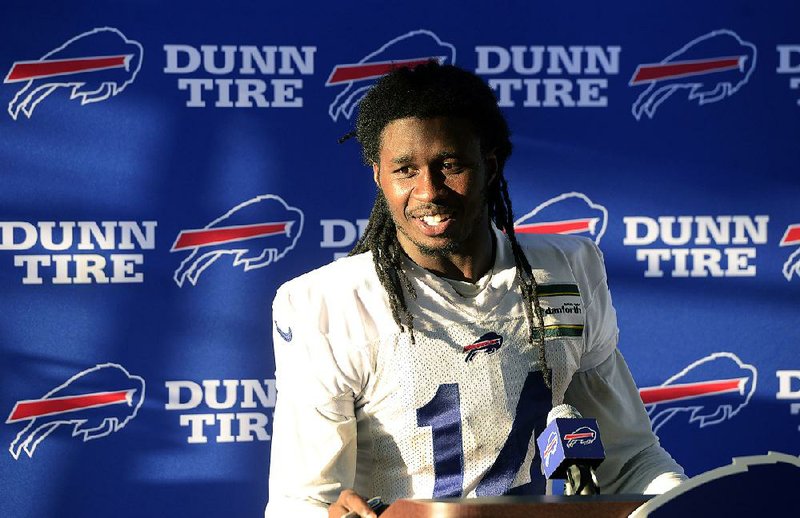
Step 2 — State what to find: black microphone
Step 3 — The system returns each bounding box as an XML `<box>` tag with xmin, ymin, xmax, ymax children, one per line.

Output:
<box><xmin>536</xmin><ymin>404</ymin><xmax>605</xmax><ymax>495</ymax></box>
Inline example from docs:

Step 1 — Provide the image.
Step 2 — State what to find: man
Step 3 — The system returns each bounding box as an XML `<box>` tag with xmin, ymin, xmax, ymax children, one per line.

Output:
<box><xmin>266</xmin><ymin>63</ymin><xmax>685</xmax><ymax>518</ymax></box>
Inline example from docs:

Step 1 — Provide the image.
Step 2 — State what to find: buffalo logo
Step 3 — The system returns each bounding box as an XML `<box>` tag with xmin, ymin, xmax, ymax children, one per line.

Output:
<box><xmin>171</xmin><ymin>194</ymin><xmax>304</xmax><ymax>287</ymax></box>
<box><xmin>514</xmin><ymin>192</ymin><xmax>608</xmax><ymax>245</ymax></box>
<box><xmin>630</xmin><ymin>29</ymin><xmax>756</xmax><ymax>120</ymax></box>
<box><xmin>563</xmin><ymin>426</ymin><xmax>597</xmax><ymax>448</ymax></box>
<box><xmin>640</xmin><ymin>352</ymin><xmax>756</xmax><ymax>433</ymax></box>
<box><xmin>6</xmin><ymin>363</ymin><xmax>145</xmax><ymax>459</ymax></box>
<box><xmin>4</xmin><ymin>27</ymin><xmax>143</xmax><ymax>120</ymax></box>
<box><xmin>542</xmin><ymin>430</ymin><xmax>559</xmax><ymax>468</ymax></box>
<box><xmin>326</xmin><ymin>29</ymin><xmax>456</xmax><ymax>122</ymax></box>
<box><xmin>463</xmin><ymin>332</ymin><xmax>503</xmax><ymax>362</ymax></box>
<box><xmin>779</xmin><ymin>223</ymin><xmax>800</xmax><ymax>281</ymax></box>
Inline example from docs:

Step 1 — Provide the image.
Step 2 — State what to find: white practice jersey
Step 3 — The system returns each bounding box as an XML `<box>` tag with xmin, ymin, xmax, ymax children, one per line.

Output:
<box><xmin>266</xmin><ymin>229</ymin><xmax>684</xmax><ymax>517</ymax></box>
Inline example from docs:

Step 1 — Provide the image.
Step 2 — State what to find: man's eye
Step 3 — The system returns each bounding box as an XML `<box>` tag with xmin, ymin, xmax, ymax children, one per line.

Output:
<box><xmin>442</xmin><ymin>161</ymin><xmax>463</xmax><ymax>172</ymax></box>
<box><xmin>393</xmin><ymin>166</ymin><xmax>414</xmax><ymax>177</ymax></box>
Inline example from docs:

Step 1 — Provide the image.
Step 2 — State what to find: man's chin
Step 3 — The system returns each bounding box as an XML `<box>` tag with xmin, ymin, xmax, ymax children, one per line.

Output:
<box><xmin>412</xmin><ymin>237</ymin><xmax>460</xmax><ymax>257</ymax></box>
<box><xmin>396</xmin><ymin>225</ymin><xmax>469</xmax><ymax>258</ymax></box>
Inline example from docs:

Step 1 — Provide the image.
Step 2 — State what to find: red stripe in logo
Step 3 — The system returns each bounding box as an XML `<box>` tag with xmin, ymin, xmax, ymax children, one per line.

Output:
<box><xmin>5</xmin><ymin>55</ymin><xmax>132</xmax><ymax>83</ymax></box>
<box><xmin>515</xmin><ymin>218</ymin><xmax>596</xmax><ymax>235</ymax></box>
<box><xmin>463</xmin><ymin>339</ymin><xmax>500</xmax><ymax>352</ymax></box>
<box><xmin>564</xmin><ymin>432</ymin><xmax>594</xmax><ymax>441</ymax></box>
<box><xmin>171</xmin><ymin>222</ymin><xmax>291</xmax><ymax>251</ymax></box>
<box><xmin>630</xmin><ymin>56</ymin><xmax>744</xmax><ymax>85</ymax></box>
<box><xmin>639</xmin><ymin>377</ymin><xmax>746</xmax><ymax>405</ymax></box>
<box><xmin>327</xmin><ymin>57</ymin><xmax>440</xmax><ymax>85</ymax></box>
<box><xmin>7</xmin><ymin>390</ymin><xmax>134</xmax><ymax>422</ymax></box>
<box><xmin>544</xmin><ymin>435</ymin><xmax>558</xmax><ymax>458</ymax></box>
<box><xmin>780</xmin><ymin>224</ymin><xmax>800</xmax><ymax>247</ymax></box>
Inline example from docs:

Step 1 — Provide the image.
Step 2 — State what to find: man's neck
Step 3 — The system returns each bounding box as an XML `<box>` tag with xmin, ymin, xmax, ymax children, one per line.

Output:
<box><xmin>399</xmin><ymin>227</ymin><xmax>496</xmax><ymax>283</ymax></box>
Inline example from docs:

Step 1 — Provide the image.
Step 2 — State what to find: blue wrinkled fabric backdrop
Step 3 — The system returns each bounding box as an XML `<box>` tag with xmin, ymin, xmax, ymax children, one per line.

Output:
<box><xmin>1</xmin><ymin>1</ymin><xmax>798</xmax><ymax>516</ymax></box>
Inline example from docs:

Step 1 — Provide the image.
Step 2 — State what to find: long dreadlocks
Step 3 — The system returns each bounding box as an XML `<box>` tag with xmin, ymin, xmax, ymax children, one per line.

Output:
<box><xmin>348</xmin><ymin>62</ymin><xmax>551</xmax><ymax>384</ymax></box>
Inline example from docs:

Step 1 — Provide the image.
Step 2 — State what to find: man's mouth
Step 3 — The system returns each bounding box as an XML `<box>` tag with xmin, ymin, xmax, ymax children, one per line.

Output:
<box><xmin>408</xmin><ymin>210</ymin><xmax>455</xmax><ymax>236</ymax></box>
<box><xmin>419</xmin><ymin>214</ymin><xmax>450</xmax><ymax>226</ymax></box>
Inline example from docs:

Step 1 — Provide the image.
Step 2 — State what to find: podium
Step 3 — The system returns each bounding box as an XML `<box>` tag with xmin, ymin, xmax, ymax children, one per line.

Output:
<box><xmin>380</xmin><ymin>495</ymin><xmax>650</xmax><ymax>518</ymax></box>
<box><xmin>375</xmin><ymin>453</ymin><xmax>800</xmax><ymax>517</ymax></box>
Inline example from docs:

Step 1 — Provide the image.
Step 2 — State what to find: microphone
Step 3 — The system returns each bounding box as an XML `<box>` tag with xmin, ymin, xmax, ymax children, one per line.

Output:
<box><xmin>535</xmin><ymin>404</ymin><xmax>605</xmax><ymax>495</ymax></box>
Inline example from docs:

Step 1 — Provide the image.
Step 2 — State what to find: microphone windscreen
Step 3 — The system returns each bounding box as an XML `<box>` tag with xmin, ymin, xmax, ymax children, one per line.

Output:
<box><xmin>546</xmin><ymin>403</ymin><xmax>582</xmax><ymax>424</ymax></box>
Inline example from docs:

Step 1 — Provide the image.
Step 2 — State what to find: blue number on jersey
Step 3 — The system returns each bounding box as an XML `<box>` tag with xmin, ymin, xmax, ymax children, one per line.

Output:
<box><xmin>416</xmin><ymin>371</ymin><xmax>551</xmax><ymax>498</ymax></box>
<box><xmin>416</xmin><ymin>383</ymin><xmax>464</xmax><ymax>497</ymax></box>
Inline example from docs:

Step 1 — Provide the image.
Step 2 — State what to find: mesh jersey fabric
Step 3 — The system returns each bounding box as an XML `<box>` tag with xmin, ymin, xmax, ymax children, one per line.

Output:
<box><xmin>265</xmin><ymin>228</ymin><xmax>684</xmax><ymax>517</ymax></box>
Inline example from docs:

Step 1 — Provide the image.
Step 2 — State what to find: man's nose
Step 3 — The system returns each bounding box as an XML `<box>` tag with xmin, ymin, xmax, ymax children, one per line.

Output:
<box><xmin>412</xmin><ymin>168</ymin><xmax>446</xmax><ymax>202</ymax></box>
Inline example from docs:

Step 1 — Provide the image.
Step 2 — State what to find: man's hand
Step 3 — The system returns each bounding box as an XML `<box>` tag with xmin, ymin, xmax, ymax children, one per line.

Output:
<box><xmin>328</xmin><ymin>489</ymin><xmax>377</xmax><ymax>518</ymax></box>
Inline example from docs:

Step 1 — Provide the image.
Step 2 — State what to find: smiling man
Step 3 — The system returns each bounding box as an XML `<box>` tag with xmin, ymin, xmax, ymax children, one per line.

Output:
<box><xmin>265</xmin><ymin>63</ymin><xmax>685</xmax><ymax>518</ymax></box>
<box><xmin>376</xmin><ymin>116</ymin><xmax>495</xmax><ymax>280</ymax></box>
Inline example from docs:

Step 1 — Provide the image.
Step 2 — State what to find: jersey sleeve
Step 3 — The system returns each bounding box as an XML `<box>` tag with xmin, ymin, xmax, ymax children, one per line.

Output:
<box><xmin>264</xmin><ymin>283</ymin><xmax>371</xmax><ymax>517</ymax></box>
<box><xmin>564</xmin><ymin>348</ymin><xmax>686</xmax><ymax>494</ymax></box>
<box><xmin>572</xmin><ymin>238</ymin><xmax>620</xmax><ymax>372</ymax></box>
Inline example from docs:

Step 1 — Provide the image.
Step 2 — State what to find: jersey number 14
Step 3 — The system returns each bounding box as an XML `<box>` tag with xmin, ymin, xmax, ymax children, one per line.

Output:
<box><xmin>416</xmin><ymin>371</ymin><xmax>551</xmax><ymax>497</ymax></box>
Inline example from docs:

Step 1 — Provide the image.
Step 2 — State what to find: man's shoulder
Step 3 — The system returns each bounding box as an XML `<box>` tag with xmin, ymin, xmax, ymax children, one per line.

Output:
<box><xmin>273</xmin><ymin>252</ymin><xmax>379</xmax><ymax>309</ymax></box>
<box><xmin>516</xmin><ymin>232</ymin><xmax>601</xmax><ymax>260</ymax></box>
<box><xmin>513</xmin><ymin>232</ymin><xmax>608</xmax><ymax>288</ymax></box>
<box><xmin>273</xmin><ymin>252</ymin><xmax>394</xmax><ymax>342</ymax></box>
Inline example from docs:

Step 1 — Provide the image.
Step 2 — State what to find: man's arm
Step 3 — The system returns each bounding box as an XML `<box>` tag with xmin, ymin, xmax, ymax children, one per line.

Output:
<box><xmin>265</xmin><ymin>286</ymin><xmax>369</xmax><ymax>517</ymax></box>
<box><xmin>564</xmin><ymin>348</ymin><xmax>687</xmax><ymax>494</ymax></box>
<box><xmin>558</xmin><ymin>237</ymin><xmax>685</xmax><ymax>493</ymax></box>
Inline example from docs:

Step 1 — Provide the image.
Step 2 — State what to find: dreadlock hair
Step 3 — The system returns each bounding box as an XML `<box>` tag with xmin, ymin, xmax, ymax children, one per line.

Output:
<box><xmin>349</xmin><ymin>62</ymin><xmax>552</xmax><ymax>385</ymax></box>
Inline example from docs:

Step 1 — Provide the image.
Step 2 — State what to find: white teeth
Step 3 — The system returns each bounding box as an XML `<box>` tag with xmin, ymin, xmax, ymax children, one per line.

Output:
<box><xmin>422</xmin><ymin>215</ymin><xmax>444</xmax><ymax>226</ymax></box>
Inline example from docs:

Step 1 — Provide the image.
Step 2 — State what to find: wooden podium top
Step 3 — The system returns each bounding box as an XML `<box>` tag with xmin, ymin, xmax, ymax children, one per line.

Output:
<box><xmin>380</xmin><ymin>495</ymin><xmax>651</xmax><ymax>518</ymax></box>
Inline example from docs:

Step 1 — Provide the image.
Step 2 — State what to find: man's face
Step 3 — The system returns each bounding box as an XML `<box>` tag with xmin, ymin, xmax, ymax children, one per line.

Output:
<box><xmin>373</xmin><ymin>116</ymin><xmax>496</xmax><ymax>260</ymax></box>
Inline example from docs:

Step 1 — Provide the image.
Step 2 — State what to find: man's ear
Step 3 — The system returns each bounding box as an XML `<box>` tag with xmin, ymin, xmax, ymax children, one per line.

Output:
<box><xmin>372</xmin><ymin>162</ymin><xmax>380</xmax><ymax>186</ymax></box>
<box><xmin>484</xmin><ymin>150</ymin><xmax>499</xmax><ymax>186</ymax></box>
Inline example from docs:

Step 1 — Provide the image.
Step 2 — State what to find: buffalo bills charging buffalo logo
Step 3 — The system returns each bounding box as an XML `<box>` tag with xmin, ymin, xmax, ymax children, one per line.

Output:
<box><xmin>780</xmin><ymin>224</ymin><xmax>800</xmax><ymax>281</ymax></box>
<box><xmin>639</xmin><ymin>352</ymin><xmax>756</xmax><ymax>433</ymax></box>
<box><xmin>463</xmin><ymin>332</ymin><xmax>503</xmax><ymax>362</ymax></box>
<box><xmin>4</xmin><ymin>27</ymin><xmax>143</xmax><ymax>120</ymax></box>
<box><xmin>6</xmin><ymin>363</ymin><xmax>145</xmax><ymax>459</ymax></box>
<box><xmin>542</xmin><ymin>430</ymin><xmax>559</xmax><ymax>468</ymax></box>
<box><xmin>171</xmin><ymin>194</ymin><xmax>304</xmax><ymax>287</ymax></box>
<box><xmin>564</xmin><ymin>426</ymin><xmax>597</xmax><ymax>448</ymax></box>
<box><xmin>630</xmin><ymin>29</ymin><xmax>756</xmax><ymax>120</ymax></box>
<box><xmin>514</xmin><ymin>192</ymin><xmax>608</xmax><ymax>245</ymax></box>
<box><xmin>326</xmin><ymin>30</ymin><xmax>456</xmax><ymax>122</ymax></box>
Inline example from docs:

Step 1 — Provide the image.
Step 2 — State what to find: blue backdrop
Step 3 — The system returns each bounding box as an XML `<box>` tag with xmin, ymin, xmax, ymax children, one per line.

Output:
<box><xmin>1</xmin><ymin>1</ymin><xmax>798</xmax><ymax>516</ymax></box>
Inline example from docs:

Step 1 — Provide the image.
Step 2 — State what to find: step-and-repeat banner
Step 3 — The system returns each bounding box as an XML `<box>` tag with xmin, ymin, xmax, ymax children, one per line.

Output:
<box><xmin>1</xmin><ymin>1</ymin><xmax>798</xmax><ymax>516</ymax></box>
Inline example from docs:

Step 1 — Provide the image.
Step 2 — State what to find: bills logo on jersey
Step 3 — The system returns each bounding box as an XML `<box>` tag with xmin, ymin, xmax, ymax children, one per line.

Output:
<box><xmin>542</xmin><ymin>430</ymin><xmax>559</xmax><ymax>468</ymax></box>
<box><xmin>463</xmin><ymin>332</ymin><xmax>503</xmax><ymax>362</ymax></box>
<box><xmin>4</xmin><ymin>27</ymin><xmax>143</xmax><ymax>120</ymax></box>
<box><xmin>171</xmin><ymin>194</ymin><xmax>304</xmax><ymax>287</ymax></box>
<box><xmin>630</xmin><ymin>29</ymin><xmax>756</xmax><ymax>120</ymax></box>
<box><xmin>514</xmin><ymin>192</ymin><xmax>607</xmax><ymax>245</ymax></box>
<box><xmin>640</xmin><ymin>352</ymin><xmax>756</xmax><ymax>433</ymax></box>
<box><xmin>326</xmin><ymin>29</ymin><xmax>456</xmax><ymax>122</ymax></box>
<box><xmin>779</xmin><ymin>223</ymin><xmax>800</xmax><ymax>281</ymax></box>
<box><xmin>6</xmin><ymin>363</ymin><xmax>145</xmax><ymax>460</ymax></box>
<box><xmin>564</xmin><ymin>426</ymin><xmax>597</xmax><ymax>448</ymax></box>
